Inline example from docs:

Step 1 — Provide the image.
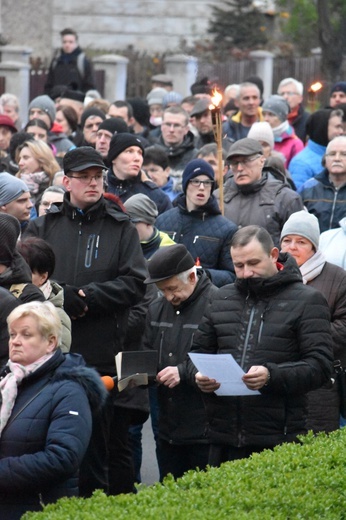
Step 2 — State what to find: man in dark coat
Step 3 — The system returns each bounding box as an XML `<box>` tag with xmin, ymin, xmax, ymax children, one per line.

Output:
<box><xmin>44</xmin><ymin>28</ymin><xmax>95</xmax><ymax>95</ymax></box>
<box><xmin>142</xmin><ymin>244</ymin><xmax>219</xmax><ymax>480</ymax></box>
<box><xmin>24</xmin><ymin>146</ymin><xmax>148</xmax><ymax>496</ymax></box>
<box><xmin>188</xmin><ymin>225</ymin><xmax>333</xmax><ymax>467</ymax></box>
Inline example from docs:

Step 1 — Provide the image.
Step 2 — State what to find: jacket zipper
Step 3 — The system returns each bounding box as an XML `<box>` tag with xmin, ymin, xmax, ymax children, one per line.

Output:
<box><xmin>240</xmin><ymin>305</ymin><xmax>256</xmax><ymax>369</ymax></box>
<box><xmin>329</xmin><ymin>188</ymin><xmax>338</xmax><ymax>230</ymax></box>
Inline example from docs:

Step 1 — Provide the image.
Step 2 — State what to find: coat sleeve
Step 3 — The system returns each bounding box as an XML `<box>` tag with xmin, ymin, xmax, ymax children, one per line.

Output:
<box><xmin>0</xmin><ymin>381</ymin><xmax>92</xmax><ymax>493</ymax></box>
<box><xmin>263</xmin><ymin>290</ymin><xmax>333</xmax><ymax>396</ymax></box>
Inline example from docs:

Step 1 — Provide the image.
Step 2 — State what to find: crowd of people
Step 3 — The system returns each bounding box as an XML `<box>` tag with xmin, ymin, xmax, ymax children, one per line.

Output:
<box><xmin>0</xmin><ymin>26</ymin><xmax>345</xmax><ymax>519</ymax></box>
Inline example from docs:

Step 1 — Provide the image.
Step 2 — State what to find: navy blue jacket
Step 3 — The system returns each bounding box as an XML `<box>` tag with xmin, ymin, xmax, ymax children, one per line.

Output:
<box><xmin>299</xmin><ymin>169</ymin><xmax>346</xmax><ymax>232</ymax></box>
<box><xmin>0</xmin><ymin>349</ymin><xmax>106</xmax><ymax>519</ymax></box>
<box><xmin>155</xmin><ymin>194</ymin><xmax>236</xmax><ymax>287</ymax></box>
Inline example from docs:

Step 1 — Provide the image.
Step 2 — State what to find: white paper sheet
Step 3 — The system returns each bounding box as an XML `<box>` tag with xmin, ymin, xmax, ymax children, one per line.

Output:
<box><xmin>189</xmin><ymin>353</ymin><xmax>260</xmax><ymax>396</ymax></box>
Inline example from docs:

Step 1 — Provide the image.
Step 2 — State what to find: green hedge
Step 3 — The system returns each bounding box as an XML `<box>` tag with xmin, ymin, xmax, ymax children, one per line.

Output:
<box><xmin>23</xmin><ymin>429</ymin><xmax>346</xmax><ymax>520</ymax></box>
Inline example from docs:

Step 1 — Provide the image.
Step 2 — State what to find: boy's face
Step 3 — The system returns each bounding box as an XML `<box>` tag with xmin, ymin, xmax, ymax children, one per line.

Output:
<box><xmin>143</xmin><ymin>162</ymin><xmax>170</xmax><ymax>187</ymax></box>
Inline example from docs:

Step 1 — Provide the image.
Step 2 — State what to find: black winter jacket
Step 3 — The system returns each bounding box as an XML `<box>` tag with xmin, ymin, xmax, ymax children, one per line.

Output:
<box><xmin>107</xmin><ymin>169</ymin><xmax>172</xmax><ymax>215</ymax></box>
<box><xmin>0</xmin><ymin>349</ymin><xmax>107</xmax><ymax>520</ymax></box>
<box><xmin>24</xmin><ymin>194</ymin><xmax>147</xmax><ymax>374</ymax></box>
<box><xmin>188</xmin><ymin>254</ymin><xmax>333</xmax><ymax>448</ymax></box>
<box><xmin>143</xmin><ymin>271</ymin><xmax>219</xmax><ymax>444</ymax></box>
<box><xmin>156</xmin><ymin>194</ymin><xmax>237</xmax><ymax>287</ymax></box>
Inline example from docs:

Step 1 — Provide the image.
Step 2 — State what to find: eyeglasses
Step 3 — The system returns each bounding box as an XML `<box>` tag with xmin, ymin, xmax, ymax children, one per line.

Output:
<box><xmin>67</xmin><ymin>174</ymin><xmax>104</xmax><ymax>184</ymax></box>
<box><xmin>325</xmin><ymin>151</ymin><xmax>346</xmax><ymax>157</ymax></box>
<box><xmin>229</xmin><ymin>155</ymin><xmax>261</xmax><ymax>169</ymax></box>
<box><xmin>161</xmin><ymin>122</ymin><xmax>186</xmax><ymax>130</ymax></box>
<box><xmin>189</xmin><ymin>179</ymin><xmax>214</xmax><ymax>188</ymax></box>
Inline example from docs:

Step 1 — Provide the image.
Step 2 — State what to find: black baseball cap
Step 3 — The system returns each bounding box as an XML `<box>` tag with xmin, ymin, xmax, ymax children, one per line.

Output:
<box><xmin>63</xmin><ymin>146</ymin><xmax>106</xmax><ymax>174</ymax></box>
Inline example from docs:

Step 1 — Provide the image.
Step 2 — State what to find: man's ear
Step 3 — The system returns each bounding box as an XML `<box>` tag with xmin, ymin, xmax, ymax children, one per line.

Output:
<box><xmin>321</xmin><ymin>154</ymin><xmax>326</xmax><ymax>167</ymax></box>
<box><xmin>270</xmin><ymin>247</ymin><xmax>280</xmax><ymax>262</ymax></box>
<box><xmin>62</xmin><ymin>175</ymin><xmax>72</xmax><ymax>192</ymax></box>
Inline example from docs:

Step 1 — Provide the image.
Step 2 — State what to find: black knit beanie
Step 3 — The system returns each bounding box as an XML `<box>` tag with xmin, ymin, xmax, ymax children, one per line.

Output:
<box><xmin>80</xmin><ymin>108</ymin><xmax>106</xmax><ymax>129</ymax></box>
<box><xmin>108</xmin><ymin>133</ymin><xmax>145</xmax><ymax>163</ymax></box>
<box><xmin>0</xmin><ymin>213</ymin><xmax>21</xmax><ymax>266</ymax></box>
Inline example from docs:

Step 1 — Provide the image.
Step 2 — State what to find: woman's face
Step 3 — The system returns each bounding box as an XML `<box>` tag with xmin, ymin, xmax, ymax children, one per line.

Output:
<box><xmin>55</xmin><ymin>110</ymin><xmax>70</xmax><ymax>135</ymax></box>
<box><xmin>280</xmin><ymin>234</ymin><xmax>315</xmax><ymax>266</ymax></box>
<box><xmin>18</xmin><ymin>146</ymin><xmax>41</xmax><ymax>174</ymax></box>
<box><xmin>26</xmin><ymin>124</ymin><xmax>48</xmax><ymax>143</ymax></box>
<box><xmin>9</xmin><ymin>316</ymin><xmax>56</xmax><ymax>366</ymax></box>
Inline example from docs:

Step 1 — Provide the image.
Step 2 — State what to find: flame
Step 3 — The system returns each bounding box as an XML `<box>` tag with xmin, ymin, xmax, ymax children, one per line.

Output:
<box><xmin>310</xmin><ymin>82</ymin><xmax>323</xmax><ymax>93</ymax></box>
<box><xmin>210</xmin><ymin>88</ymin><xmax>222</xmax><ymax>110</ymax></box>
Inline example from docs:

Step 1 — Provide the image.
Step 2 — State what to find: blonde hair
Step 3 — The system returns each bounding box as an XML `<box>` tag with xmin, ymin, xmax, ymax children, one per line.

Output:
<box><xmin>16</xmin><ymin>140</ymin><xmax>61</xmax><ymax>181</ymax></box>
<box><xmin>7</xmin><ymin>301</ymin><xmax>62</xmax><ymax>347</ymax></box>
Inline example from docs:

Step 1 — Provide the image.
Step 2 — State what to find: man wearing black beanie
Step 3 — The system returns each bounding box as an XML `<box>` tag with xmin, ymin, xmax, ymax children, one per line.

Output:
<box><xmin>106</xmin><ymin>132</ymin><xmax>172</xmax><ymax>214</ymax></box>
<box><xmin>95</xmin><ymin>117</ymin><xmax>129</xmax><ymax>162</ymax></box>
<box><xmin>80</xmin><ymin>107</ymin><xmax>106</xmax><ymax>147</ymax></box>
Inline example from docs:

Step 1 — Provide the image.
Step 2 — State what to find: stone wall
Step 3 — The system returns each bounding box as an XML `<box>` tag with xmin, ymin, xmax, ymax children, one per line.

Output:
<box><xmin>1</xmin><ymin>0</ymin><xmax>218</xmax><ymax>60</ymax></box>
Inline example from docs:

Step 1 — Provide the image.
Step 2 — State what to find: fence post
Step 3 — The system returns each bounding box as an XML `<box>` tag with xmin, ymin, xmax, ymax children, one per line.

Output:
<box><xmin>93</xmin><ymin>55</ymin><xmax>129</xmax><ymax>101</ymax></box>
<box><xmin>164</xmin><ymin>54</ymin><xmax>198</xmax><ymax>97</ymax></box>
<box><xmin>0</xmin><ymin>61</ymin><xmax>31</xmax><ymax>123</ymax></box>
<box><xmin>249</xmin><ymin>50</ymin><xmax>274</xmax><ymax>100</ymax></box>
<box><xmin>0</xmin><ymin>45</ymin><xmax>32</xmax><ymax>65</ymax></box>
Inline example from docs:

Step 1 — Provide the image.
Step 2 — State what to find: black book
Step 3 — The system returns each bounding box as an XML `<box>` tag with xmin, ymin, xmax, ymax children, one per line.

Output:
<box><xmin>115</xmin><ymin>350</ymin><xmax>157</xmax><ymax>392</ymax></box>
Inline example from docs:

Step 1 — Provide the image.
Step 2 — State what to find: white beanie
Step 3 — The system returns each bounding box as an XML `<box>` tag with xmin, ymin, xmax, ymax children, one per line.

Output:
<box><xmin>280</xmin><ymin>210</ymin><xmax>320</xmax><ymax>251</ymax></box>
<box><xmin>248</xmin><ymin>122</ymin><xmax>274</xmax><ymax>149</ymax></box>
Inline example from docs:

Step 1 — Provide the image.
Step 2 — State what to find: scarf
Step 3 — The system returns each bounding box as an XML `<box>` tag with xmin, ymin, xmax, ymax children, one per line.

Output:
<box><xmin>272</xmin><ymin>120</ymin><xmax>290</xmax><ymax>140</ymax></box>
<box><xmin>39</xmin><ymin>278</ymin><xmax>52</xmax><ymax>300</ymax></box>
<box><xmin>0</xmin><ymin>352</ymin><xmax>54</xmax><ymax>436</ymax></box>
<box><xmin>299</xmin><ymin>250</ymin><xmax>326</xmax><ymax>284</ymax></box>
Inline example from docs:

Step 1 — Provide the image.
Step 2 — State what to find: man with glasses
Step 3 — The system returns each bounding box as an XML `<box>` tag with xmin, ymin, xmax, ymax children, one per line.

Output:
<box><xmin>152</xmin><ymin>106</ymin><xmax>198</xmax><ymax>172</ymax></box>
<box><xmin>277</xmin><ymin>77</ymin><xmax>309</xmax><ymax>142</ymax></box>
<box><xmin>24</xmin><ymin>146</ymin><xmax>148</xmax><ymax>496</ymax></box>
<box><xmin>156</xmin><ymin>158</ymin><xmax>237</xmax><ymax>287</ymax></box>
<box><xmin>215</xmin><ymin>138</ymin><xmax>303</xmax><ymax>246</ymax></box>
<box><xmin>299</xmin><ymin>136</ymin><xmax>346</xmax><ymax>232</ymax></box>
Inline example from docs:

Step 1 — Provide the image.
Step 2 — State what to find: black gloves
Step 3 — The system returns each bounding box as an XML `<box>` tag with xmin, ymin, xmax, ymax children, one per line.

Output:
<box><xmin>63</xmin><ymin>285</ymin><xmax>88</xmax><ymax>318</ymax></box>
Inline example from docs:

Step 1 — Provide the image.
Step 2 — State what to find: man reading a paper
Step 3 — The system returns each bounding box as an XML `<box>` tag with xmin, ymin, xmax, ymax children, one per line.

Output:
<box><xmin>143</xmin><ymin>244</ymin><xmax>219</xmax><ymax>480</ymax></box>
<box><xmin>188</xmin><ymin>225</ymin><xmax>333</xmax><ymax>466</ymax></box>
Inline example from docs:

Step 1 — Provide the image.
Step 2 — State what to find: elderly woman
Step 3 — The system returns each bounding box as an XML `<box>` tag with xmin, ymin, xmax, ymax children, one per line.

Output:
<box><xmin>0</xmin><ymin>301</ymin><xmax>106</xmax><ymax>519</ymax></box>
<box><xmin>280</xmin><ymin>210</ymin><xmax>346</xmax><ymax>433</ymax></box>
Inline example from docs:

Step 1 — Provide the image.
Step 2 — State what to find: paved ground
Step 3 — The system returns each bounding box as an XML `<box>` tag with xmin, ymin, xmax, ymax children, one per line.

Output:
<box><xmin>140</xmin><ymin>417</ymin><xmax>160</xmax><ymax>486</ymax></box>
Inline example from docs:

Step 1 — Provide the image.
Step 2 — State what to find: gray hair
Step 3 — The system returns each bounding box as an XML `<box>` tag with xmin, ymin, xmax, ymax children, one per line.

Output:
<box><xmin>277</xmin><ymin>78</ymin><xmax>303</xmax><ymax>96</ymax></box>
<box><xmin>176</xmin><ymin>265</ymin><xmax>197</xmax><ymax>283</ymax></box>
<box><xmin>326</xmin><ymin>135</ymin><xmax>346</xmax><ymax>154</ymax></box>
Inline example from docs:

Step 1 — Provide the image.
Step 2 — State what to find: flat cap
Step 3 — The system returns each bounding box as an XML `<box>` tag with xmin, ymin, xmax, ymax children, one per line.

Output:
<box><xmin>190</xmin><ymin>98</ymin><xmax>210</xmax><ymax>117</ymax></box>
<box><xmin>227</xmin><ymin>138</ymin><xmax>263</xmax><ymax>160</ymax></box>
<box><xmin>151</xmin><ymin>74</ymin><xmax>173</xmax><ymax>86</ymax></box>
<box><xmin>145</xmin><ymin>244</ymin><xmax>195</xmax><ymax>284</ymax></box>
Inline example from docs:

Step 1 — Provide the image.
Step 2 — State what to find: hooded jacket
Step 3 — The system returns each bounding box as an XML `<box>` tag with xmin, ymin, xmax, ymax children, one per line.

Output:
<box><xmin>156</xmin><ymin>194</ymin><xmax>237</xmax><ymax>287</ymax></box>
<box><xmin>24</xmin><ymin>194</ymin><xmax>147</xmax><ymax>374</ymax></box>
<box><xmin>188</xmin><ymin>254</ymin><xmax>333</xmax><ymax>448</ymax></box>
<box><xmin>0</xmin><ymin>349</ymin><xmax>107</xmax><ymax>519</ymax></box>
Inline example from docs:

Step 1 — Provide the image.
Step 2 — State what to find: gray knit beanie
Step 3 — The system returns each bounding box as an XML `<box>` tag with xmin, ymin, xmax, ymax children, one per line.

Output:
<box><xmin>280</xmin><ymin>210</ymin><xmax>320</xmax><ymax>251</ymax></box>
<box><xmin>124</xmin><ymin>194</ymin><xmax>158</xmax><ymax>225</ymax></box>
<box><xmin>28</xmin><ymin>95</ymin><xmax>56</xmax><ymax>127</ymax></box>
<box><xmin>262</xmin><ymin>95</ymin><xmax>290</xmax><ymax>122</ymax></box>
<box><xmin>0</xmin><ymin>172</ymin><xmax>29</xmax><ymax>206</ymax></box>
